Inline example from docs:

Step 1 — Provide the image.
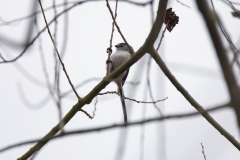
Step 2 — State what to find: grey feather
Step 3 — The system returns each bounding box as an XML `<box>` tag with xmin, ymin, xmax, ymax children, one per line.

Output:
<box><xmin>106</xmin><ymin>43</ymin><xmax>133</xmax><ymax>126</ymax></box>
<box><xmin>118</xmin><ymin>85</ymin><xmax>127</xmax><ymax>125</ymax></box>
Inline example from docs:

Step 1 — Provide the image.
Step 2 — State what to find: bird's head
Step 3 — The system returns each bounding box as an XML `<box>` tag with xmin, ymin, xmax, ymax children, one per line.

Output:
<box><xmin>115</xmin><ymin>43</ymin><xmax>133</xmax><ymax>53</ymax></box>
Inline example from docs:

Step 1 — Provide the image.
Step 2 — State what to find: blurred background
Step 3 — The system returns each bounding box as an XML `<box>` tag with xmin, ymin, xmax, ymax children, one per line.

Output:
<box><xmin>0</xmin><ymin>0</ymin><xmax>240</xmax><ymax>159</ymax></box>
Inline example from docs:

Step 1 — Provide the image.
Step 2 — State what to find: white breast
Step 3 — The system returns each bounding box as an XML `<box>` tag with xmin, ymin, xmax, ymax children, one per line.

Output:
<box><xmin>109</xmin><ymin>50</ymin><xmax>131</xmax><ymax>85</ymax></box>
<box><xmin>110</xmin><ymin>51</ymin><xmax>131</xmax><ymax>70</ymax></box>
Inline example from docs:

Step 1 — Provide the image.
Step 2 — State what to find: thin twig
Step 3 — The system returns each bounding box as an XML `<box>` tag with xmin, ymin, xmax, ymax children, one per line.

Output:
<box><xmin>1</xmin><ymin>102</ymin><xmax>230</xmax><ymax>154</ymax></box>
<box><xmin>201</xmin><ymin>143</ymin><xmax>207</xmax><ymax>160</ymax></box>
<box><xmin>106</xmin><ymin>0</ymin><xmax>118</xmax><ymax>76</ymax></box>
<box><xmin>79</xmin><ymin>109</ymin><xmax>93</xmax><ymax>119</ymax></box>
<box><xmin>217</xmin><ymin>0</ymin><xmax>240</xmax><ymax>67</ymax></box>
<box><xmin>228</xmin><ymin>0</ymin><xmax>240</xmax><ymax>5</ymax></box>
<box><xmin>106</xmin><ymin>0</ymin><xmax>134</xmax><ymax>54</ymax></box>
<box><xmin>0</xmin><ymin>52</ymin><xmax>6</xmax><ymax>61</ymax></box>
<box><xmin>226</xmin><ymin>0</ymin><xmax>240</xmax><ymax>13</ymax></box>
<box><xmin>225</xmin><ymin>0</ymin><xmax>240</xmax><ymax>6</ymax></box>
<box><xmin>61</xmin><ymin>77</ymin><xmax>139</xmax><ymax>98</ymax></box>
<box><xmin>109</xmin><ymin>0</ymin><xmax>118</xmax><ymax>49</ymax></box>
<box><xmin>176</xmin><ymin>0</ymin><xmax>191</xmax><ymax>8</ymax></box>
<box><xmin>38</xmin><ymin>0</ymin><xmax>81</xmax><ymax>99</ymax></box>
<box><xmin>98</xmin><ymin>91</ymin><xmax>168</xmax><ymax>104</ymax></box>
<box><xmin>92</xmin><ymin>96</ymin><xmax>98</xmax><ymax>118</ymax></box>
<box><xmin>156</xmin><ymin>21</ymin><xmax>168</xmax><ymax>51</ymax></box>
<box><xmin>0</xmin><ymin>0</ymin><xmax>153</xmax><ymax>26</ymax></box>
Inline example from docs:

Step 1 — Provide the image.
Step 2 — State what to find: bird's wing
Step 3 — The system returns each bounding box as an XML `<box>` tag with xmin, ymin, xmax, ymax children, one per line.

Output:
<box><xmin>122</xmin><ymin>68</ymin><xmax>129</xmax><ymax>86</ymax></box>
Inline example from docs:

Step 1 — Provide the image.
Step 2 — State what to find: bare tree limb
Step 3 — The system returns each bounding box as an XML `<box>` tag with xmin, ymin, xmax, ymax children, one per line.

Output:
<box><xmin>210</xmin><ymin>0</ymin><xmax>240</xmax><ymax>55</ymax></box>
<box><xmin>149</xmin><ymin>46</ymin><xmax>240</xmax><ymax>150</ymax></box>
<box><xmin>196</xmin><ymin>0</ymin><xmax>240</xmax><ymax>129</ymax></box>
<box><xmin>2</xmin><ymin>102</ymin><xmax>229</xmax><ymax>154</ymax></box>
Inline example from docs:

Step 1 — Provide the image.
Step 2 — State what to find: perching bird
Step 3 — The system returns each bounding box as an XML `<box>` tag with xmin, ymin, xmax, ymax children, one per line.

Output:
<box><xmin>107</xmin><ymin>43</ymin><xmax>133</xmax><ymax>125</ymax></box>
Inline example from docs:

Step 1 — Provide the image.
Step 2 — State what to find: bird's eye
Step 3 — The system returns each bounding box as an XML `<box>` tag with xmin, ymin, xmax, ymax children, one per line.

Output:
<box><xmin>120</xmin><ymin>45</ymin><xmax>123</xmax><ymax>47</ymax></box>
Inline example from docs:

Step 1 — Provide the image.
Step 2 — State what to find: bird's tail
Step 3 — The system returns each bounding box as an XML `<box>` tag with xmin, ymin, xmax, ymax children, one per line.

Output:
<box><xmin>118</xmin><ymin>85</ymin><xmax>127</xmax><ymax>126</ymax></box>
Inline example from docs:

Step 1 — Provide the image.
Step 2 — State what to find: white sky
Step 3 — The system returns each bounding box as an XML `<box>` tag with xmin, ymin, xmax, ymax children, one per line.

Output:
<box><xmin>0</xmin><ymin>0</ymin><xmax>240</xmax><ymax>159</ymax></box>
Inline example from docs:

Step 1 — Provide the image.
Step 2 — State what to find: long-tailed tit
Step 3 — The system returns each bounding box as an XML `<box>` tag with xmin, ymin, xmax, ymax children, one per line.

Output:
<box><xmin>107</xmin><ymin>43</ymin><xmax>133</xmax><ymax>125</ymax></box>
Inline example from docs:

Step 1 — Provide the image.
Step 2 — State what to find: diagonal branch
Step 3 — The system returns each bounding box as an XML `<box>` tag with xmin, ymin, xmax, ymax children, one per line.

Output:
<box><xmin>106</xmin><ymin>0</ymin><xmax>134</xmax><ymax>53</ymax></box>
<box><xmin>176</xmin><ymin>0</ymin><xmax>191</xmax><ymax>9</ymax></box>
<box><xmin>17</xmin><ymin>1</ymin><xmax>168</xmax><ymax>159</ymax></box>
<box><xmin>210</xmin><ymin>0</ymin><xmax>240</xmax><ymax>55</ymax></box>
<box><xmin>38</xmin><ymin>0</ymin><xmax>80</xmax><ymax>100</ymax></box>
<box><xmin>196</xmin><ymin>0</ymin><xmax>240</xmax><ymax>129</ymax></box>
<box><xmin>148</xmin><ymin>46</ymin><xmax>240</xmax><ymax>150</ymax></box>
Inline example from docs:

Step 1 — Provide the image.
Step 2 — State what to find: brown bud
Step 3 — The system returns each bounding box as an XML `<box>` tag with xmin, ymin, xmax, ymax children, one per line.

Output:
<box><xmin>165</xmin><ymin>8</ymin><xmax>179</xmax><ymax>32</ymax></box>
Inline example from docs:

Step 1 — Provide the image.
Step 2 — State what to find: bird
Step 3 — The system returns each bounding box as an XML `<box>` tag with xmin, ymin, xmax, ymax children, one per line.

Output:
<box><xmin>107</xmin><ymin>43</ymin><xmax>133</xmax><ymax>126</ymax></box>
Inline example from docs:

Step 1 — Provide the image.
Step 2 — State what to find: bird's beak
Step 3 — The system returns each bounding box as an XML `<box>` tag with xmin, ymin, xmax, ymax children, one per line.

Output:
<box><xmin>115</xmin><ymin>44</ymin><xmax>119</xmax><ymax>48</ymax></box>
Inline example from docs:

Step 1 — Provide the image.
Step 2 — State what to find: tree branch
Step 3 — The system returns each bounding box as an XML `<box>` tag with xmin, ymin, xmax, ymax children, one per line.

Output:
<box><xmin>98</xmin><ymin>91</ymin><xmax>168</xmax><ymax>104</ymax></box>
<box><xmin>17</xmin><ymin>0</ymin><xmax>168</xmax><ymax>159</ymax></box>
<box><xmin>38</xmin><ymin>0</ymin><xmax>80</xmax><ymax>100</ymax></box>
<box><xmin>148</xmin><ymin>46</ymin><xmax>240</xmax><ymax>150</ymax></box>
<box><xmin>196</xmin><ymin>0</ymin><xmax>240</xmax><ymax>129</ymax></box>
<box><xmin>106</xmin><ymin>0</ymin><xmax>133</xmax><ymax>53</ymax></box>
<box><xmin>2</xmin><ymin>102</ymin><xmax>229</xmax><ymax>154</ymax></box>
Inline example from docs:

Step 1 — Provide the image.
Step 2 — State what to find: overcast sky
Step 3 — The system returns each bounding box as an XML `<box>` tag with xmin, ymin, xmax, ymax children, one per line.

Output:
<box><xmin>0</xmin><ymin>0</ymin><xmax>240</xmax><ymax>159</ymax></box>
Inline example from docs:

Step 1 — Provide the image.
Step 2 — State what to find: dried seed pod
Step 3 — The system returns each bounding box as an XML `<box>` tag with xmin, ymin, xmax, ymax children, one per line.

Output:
<box><xmin>165</xmin><ymin>8</ymin><xmax>179</xmax><ymax>32</ymax></box>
